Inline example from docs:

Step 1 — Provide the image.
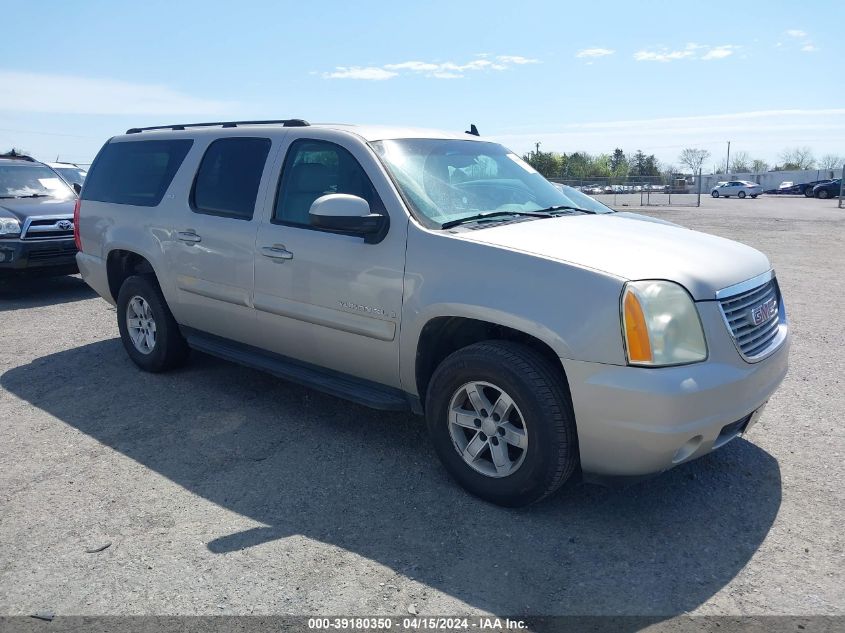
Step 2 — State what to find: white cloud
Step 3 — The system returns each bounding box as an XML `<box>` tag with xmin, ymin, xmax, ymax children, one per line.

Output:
<box><xmin>575</xmin><ymin>48</ymin><xmax>615</xmax><ymax>59</ymax></box>
<box><xmin>801</xmin><ymin>44</ymin><xmax>819</xmax><ymax>52</ymax></box>
<box><xmin>496</xmin><ymin>55</ymin><xmax>539</xmax><ymax>65</ymax></box>
<box><xmin>701</xmin><ymin>45</ymin><xmax>736</xmax><ymax>60</ymax></box>
<box><xmin>635</xmin><ymin>43</ymin><xmax>739</xmax><ymax>62</ymax></box>
<box><xmin>786</xmin><ymin>29</ymin><xmax>807</xmax><ymax>38</ymax></box>
<box><xmin>322</xmin><ymin>66</ymin><xmax>398</xmax><ymax>80</ymax></box>
<box><xmin>0</xmin><ymin>70</ymin><xmax>236</xmax><ymax>116</ymax></box>
<box><xmin>322</xmin><ymin>54</ymin><xmax>538</xmax><ymax>80</ymax></box>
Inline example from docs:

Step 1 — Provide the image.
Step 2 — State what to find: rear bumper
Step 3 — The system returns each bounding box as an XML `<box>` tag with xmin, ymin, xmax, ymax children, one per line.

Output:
<box><xmin>562</xmin><ymin>329</ymin><xmax>789</xmax><ymax>477</ymax></box>
<box><xmin>0</xmin><ymin>238</ymin><xmax>78</xmax><ymax>273</ymax></box>
<box><xmin>76</xmin><ymin>251</ymin><xmax>114</xmax><ymax>304</ymax></box>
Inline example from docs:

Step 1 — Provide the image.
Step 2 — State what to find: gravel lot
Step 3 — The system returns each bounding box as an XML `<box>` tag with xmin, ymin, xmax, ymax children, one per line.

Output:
<box><xmin>1</xmin><ymin>195</ymin><xmax>843</xmax><ymax>620</ymax></box>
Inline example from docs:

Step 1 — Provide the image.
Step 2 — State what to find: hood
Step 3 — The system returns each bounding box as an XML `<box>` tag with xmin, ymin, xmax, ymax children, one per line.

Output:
<box><xmin>612</xmin><ymin>211</ymin><xmax>681</xmax><ymax>227</ymax></box>
<box><xmin>0</xmin><ymin>197</ymin><xmax>76</xmax><ymax>221</ymax></box>
<box><xmin>456</xmin><ymin>213</ymin><xmax>770</xmax><ymax>300</ymax></box>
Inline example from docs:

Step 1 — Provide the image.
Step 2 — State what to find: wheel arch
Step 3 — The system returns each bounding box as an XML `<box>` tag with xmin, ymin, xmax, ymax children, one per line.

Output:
<box><xmin>413</xmin><ymin>315</ymin><xmax>572</xmax><ymax>413</ymax></box>
<box><xmin>106</xmin><ymin>248</ymin><xmax>159</xmax><ymax>302</ymax></box>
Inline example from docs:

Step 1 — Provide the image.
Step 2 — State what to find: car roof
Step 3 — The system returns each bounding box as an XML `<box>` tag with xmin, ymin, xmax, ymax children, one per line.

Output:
<box><xmin>0</xmin><ymin>156</ymin><xmax>47</xmax><ymax>166</ymax></box>
<box><xmin>47</xmin><ymin>162</ymin><xmax>82</xmax><ymax>168</ymax></box>
<box><xmin>110</xmin><ymin>122</ymin><xmax>487</xmax><ymax>144</ymax></box>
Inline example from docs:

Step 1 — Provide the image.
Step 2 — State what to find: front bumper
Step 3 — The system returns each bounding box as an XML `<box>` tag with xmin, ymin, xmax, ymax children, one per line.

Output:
<box><xmin>0</xmin><ymin>238</ymin><xmax>78</xmax><ymax>273</ymax></box>
<box><xmin>562</xmin><ymin>302</ymin><xmax>790</xmax><ymax>477</ymax></box>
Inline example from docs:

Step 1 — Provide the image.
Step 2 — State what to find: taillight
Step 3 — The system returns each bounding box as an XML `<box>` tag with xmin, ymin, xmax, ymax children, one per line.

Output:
<box><xmin>73</xmin><ymin>199</ymin><xmax>81</xmax><ymax>250</ymax></box>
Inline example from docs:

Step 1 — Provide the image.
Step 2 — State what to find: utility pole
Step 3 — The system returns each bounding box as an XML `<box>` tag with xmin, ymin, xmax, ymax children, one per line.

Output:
<box><xmin>726</xmin><ymin>141</ymin><xmax>731</xmax><ymax>175</ymax></box>
<box><xmin>535</xmin><ymin>141</ymin><xmax>541</xmax><ymax>157</ymax></box>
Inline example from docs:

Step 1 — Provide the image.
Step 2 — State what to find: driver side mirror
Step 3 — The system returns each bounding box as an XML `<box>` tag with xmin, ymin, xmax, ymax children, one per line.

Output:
<box><xmin>309</xmin><ymin>194</ymin><xmax>388</xmax><ymax>243</ymax></box>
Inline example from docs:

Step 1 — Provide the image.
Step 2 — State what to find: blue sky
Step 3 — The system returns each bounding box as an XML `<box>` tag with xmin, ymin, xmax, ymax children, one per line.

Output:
<box><xmin>3</xmin><ymin>0</ymin><xmax>843</xmax><ymax>169</ymax></box>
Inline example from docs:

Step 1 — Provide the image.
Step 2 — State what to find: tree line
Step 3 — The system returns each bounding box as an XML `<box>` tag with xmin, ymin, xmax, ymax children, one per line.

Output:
<box><xmin>523</xmin><ymin>145</ymin><xmax>843</xmax><ymax>180</ymax></box>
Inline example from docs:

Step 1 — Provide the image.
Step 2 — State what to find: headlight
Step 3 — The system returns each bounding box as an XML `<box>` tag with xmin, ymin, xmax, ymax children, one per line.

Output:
<box><xmin>621</xmin><ymin>280</ymin><xmax>707</xmax><ymax>366</ymax></box>
<box><xmin>0</xmin><ymin>217</ymin><xmax>21</xmax><ymax>237</ymax></box>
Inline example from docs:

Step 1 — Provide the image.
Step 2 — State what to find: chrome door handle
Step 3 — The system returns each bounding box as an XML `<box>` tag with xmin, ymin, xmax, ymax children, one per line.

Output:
<box><xmin>261</xmin><ymin>245</ymin><xmax>294</xmax><ymax>261</ymax></box>
<box><xmin>177</xmin><ymin>231</ymin><xmax>202</xmax><ymax>243</ymax></box>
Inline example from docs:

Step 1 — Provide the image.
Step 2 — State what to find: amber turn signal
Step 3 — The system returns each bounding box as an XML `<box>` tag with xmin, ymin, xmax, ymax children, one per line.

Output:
<box><xmin>623</xmin><ymin>289</ymin><xmax>653</xmax><ymax>364</ymax></box>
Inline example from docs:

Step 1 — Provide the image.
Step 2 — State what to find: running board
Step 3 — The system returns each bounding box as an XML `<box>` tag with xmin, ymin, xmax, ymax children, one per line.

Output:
<box><xmin>183</xmin><ymin>329</ymin><xmax>410</xmax><ymax>411</ymax></box>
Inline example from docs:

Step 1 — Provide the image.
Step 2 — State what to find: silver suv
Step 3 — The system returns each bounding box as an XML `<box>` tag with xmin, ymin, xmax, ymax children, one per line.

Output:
<box><xmin>76</xmin><ymin>120</ymin><xmax>789</xmax><ymax>506</ymax></box>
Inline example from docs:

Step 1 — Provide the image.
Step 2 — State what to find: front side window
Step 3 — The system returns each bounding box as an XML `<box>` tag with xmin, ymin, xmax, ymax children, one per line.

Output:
<box><xmin>274</xmin><ymin>139</ymin><xmax>384</xmax><ymax>227</ymax></box>
<box><xmin>83</xmin><ymin>139</ymin><xmax>193</xmax><ymax>207</ymax></box>
<box><xmin>371</xmin><ymin>139</ymin><xmax>583</xmax><ymax>227</ymax></box>
<box><xmin>0</xmin><ymin>164</ymin><xmax>75</xmax><ymax>199</ymax></box>
<box><xmin>191</xmin><ymin>137</ymin><xmax>271</xmax><ymax>220</ymax></box>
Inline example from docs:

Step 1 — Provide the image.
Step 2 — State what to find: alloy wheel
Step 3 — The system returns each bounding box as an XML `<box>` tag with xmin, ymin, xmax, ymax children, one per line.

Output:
<box><xmin>126</xmin><ymin>296</ymin><xmax>157</xmax><ymax>355</ymax></box>
<box><xmin>447</xmin><ymin>381</ymin><xmax>529</xmax><ymax>478</ymax></box>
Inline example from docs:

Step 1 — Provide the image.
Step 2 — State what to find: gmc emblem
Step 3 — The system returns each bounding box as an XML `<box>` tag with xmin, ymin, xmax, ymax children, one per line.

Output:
<box><xmin>748</xmin><ymin>298</ymin><xmax>778</xmax><ymax>326</ymax></box>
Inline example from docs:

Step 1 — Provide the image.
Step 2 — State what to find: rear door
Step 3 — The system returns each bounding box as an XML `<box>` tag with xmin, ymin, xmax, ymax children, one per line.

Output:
<box><xmin>168</xmin><ymin>136</ymin><xmax>275</xmax><ymax>346</ymax></box>
<box><xmin>252</xmin><ymin>132</ymin><xmax>407</xmax><ymax>387</ymax></box>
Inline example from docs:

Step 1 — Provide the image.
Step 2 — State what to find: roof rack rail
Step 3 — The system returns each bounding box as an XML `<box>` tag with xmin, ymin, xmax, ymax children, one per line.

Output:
<box><xmin>125</xmin><ymin>119</ymin><xmax>310</xmax><ymax>134</ymax></box>
<box><xmin>0</xmin><ymin>150</ymin><xmax>36</xmax><ymax>162</ymax></box>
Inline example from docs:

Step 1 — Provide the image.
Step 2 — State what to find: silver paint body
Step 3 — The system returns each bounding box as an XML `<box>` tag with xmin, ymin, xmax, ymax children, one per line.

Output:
<box><xmin>77</xmin><ymin>124</ymin><xmax>789</xmax><ymax>478</ymax></box>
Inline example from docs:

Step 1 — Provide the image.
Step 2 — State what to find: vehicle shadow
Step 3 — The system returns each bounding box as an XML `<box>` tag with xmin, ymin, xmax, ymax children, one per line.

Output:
<box><xmin>0</xmin><ymin>274</ymin><xmax>95</xmax><ymax>312</ymax></box>
<box><xmin>1</xmin><ymin>340</ymin><xmax>782</xmax><ymax>623</ymax></box>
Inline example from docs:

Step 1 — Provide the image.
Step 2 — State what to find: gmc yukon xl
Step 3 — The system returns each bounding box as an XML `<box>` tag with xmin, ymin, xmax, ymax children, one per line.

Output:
<box><xmin>75</xmin><ymin>120</ymin><xmax>789</xmax><ymax>506</ymax></box>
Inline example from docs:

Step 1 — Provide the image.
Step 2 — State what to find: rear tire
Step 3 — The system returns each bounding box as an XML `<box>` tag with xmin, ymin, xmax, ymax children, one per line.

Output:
<box><xmin>751</xmin><ymin>195</ymin><xmax>758</xmax><ymax>199</ymax></box>
<box><xmin>116</xmin><ymin>275</ymin><xmax>189</xmax><ymax>372</ymax></box>
<box><xmin>425</xmin><ymin>341</ymin><xmax>578</xmax><ymax>507</ymax></box>
<box><xmin>803</xmin><ymin>187</ymin><xmax>815</xmax><ymax>198</ymax></box>
<box><xmin>738</xmin><ymin>191</ymin><xmax>746</xmax><ymax>199</ymax></box>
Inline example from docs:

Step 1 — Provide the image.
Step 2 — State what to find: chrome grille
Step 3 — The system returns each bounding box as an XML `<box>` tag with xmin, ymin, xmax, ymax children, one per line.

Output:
<box><xmin>718</xmin><ymin>276</ymin><xmax>785</xmax><ymax>361</ymax></box>
<box><xmin>20</xmin><ymin>216</ymin><xmax>74</xmax><ymax>240</ymax></box>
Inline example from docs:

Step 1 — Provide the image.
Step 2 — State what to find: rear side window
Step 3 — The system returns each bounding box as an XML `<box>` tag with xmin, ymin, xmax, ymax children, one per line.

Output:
<box><xmin>191</xmin><ymin>137</ymin><xmax>271</xmax><ymax>220</ymax></box>
<box><xmin>83</xmin><ymin>139</ymin><xmax>193</xmax><ymax>207</ymax></box>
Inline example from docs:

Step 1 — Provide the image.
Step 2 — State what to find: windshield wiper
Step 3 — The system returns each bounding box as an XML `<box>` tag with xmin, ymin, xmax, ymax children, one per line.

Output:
<box><xmin>536</xmin><ymin>204</ymin><xmax>597</xmax><ymax>215</ymax></box>
<box><xmin>17</xmin><ymin>193</ymin><xmax>51</xmax><ymax>198</ymax></box>
<box><xmin>440</xmin><ymin>210</ymin><xmax>553</xmax><ymax>229</ymax></box>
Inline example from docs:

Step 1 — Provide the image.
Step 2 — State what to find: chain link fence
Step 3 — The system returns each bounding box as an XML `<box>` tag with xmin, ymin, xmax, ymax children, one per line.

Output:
<box><xmin>550</xmin><ymin>171</ymin><xmax>702</xmax><ymax>207</ymax></box>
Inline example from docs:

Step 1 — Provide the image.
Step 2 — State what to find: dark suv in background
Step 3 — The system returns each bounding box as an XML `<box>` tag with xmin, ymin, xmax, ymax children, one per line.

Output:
<box><xmin>0</xmin><ymin>153</ymin><xmax>78</xmax><ymax>276</ymax></box>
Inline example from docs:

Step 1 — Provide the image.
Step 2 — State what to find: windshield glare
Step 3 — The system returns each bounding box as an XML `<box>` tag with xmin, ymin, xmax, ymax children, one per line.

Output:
<box><xmin>371</xmin><ymin>139</ymin><xmax>592</xmax><ymax>226</ymax></box>
<box><xmin>0</xmin><ymin>164</ymin><xmax>76</xmax><ymax>199</ymax></box>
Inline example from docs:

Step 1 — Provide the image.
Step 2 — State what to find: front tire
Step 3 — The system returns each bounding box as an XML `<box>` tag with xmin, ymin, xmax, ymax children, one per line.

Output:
<box><xmin>804</xmin><ymin>187</ymin><xmax>815</xmax><ymax>198</ymax></box>
<box><xmin>711</xmin><ymin>191</ymin><xmax>719</xmax><ymax>198</ymax></box>
<box><xmin>425</xmin><ymin>341</ymin><xmax>577</xmax><ymax>507</ymax></box>
<box><xmin>818</xmin><ymin>189</ymin><xmax>830</xmax><ymax>199</ymax></box>
<box><xmin>116</xmin><ymin>275</ymin><xmax>189</xmax><ymax>372</ymax></box>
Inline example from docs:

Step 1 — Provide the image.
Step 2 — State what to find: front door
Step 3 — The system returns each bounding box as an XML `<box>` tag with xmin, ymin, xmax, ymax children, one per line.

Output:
<box><xmin>253</xmin><ymin>135</ymin><xmax>406</xmax><ymax>387</ymax></box>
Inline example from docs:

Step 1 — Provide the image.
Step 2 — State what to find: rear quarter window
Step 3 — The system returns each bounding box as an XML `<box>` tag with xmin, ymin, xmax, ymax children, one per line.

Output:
<box><xmin>83</xmin><ymin>139</ymin><xmax>193</xmax><ymax>207</ymax></box>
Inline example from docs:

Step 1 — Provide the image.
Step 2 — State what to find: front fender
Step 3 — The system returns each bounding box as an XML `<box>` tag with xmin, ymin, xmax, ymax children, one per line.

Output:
<box><xmin>400</xmin><ymin>226</ymin><xmax>627</xmax><ymax>395</ymax></box>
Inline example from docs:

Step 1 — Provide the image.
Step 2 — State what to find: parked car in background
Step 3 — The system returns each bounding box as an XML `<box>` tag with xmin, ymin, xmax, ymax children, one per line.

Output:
<box><xmin>711</xmin><ymin>180</ymin><xmax>762</xmax><ymax>199</ymax></box>
<box><xmin>0</xmin><ymin>153</ymin><xmax>78</xmax><ymax>276</ymax></box>
<box><xmin>47</xmin><ymin>162</ymin><xmax>87</xmax><ymax>190</ymax></box>
<box><xmin>812</xmin><ymin>179</ymin><xmax>842</xmax><ymax>199</ymax></box>
<box><xmin>75</xmin><ymin>119</ymin><xmax>788</xmax><ymax>506</ymax></box>
<box><xmin>765</xmin><ymin>180</ymin><xmax>829</xmax><ymax>197</ymax></box>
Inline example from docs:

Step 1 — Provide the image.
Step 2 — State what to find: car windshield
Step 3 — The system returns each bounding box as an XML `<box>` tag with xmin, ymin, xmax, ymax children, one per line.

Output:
<box><xmin>0</xmin><ymin>164</ymin><xmax>76</xmax><ymax>199</ymax></box>
<box><xmin>371</xmin><ymin>139</ymin><xmax>590</xmax><ymax>227</ymax></box>
<box><xmin>552</xmin><ymin>183</ymin><xmax>614</xmax><ymax>214</ymax></box>
<box><xmin>53</xmin><ymin>166</ymin><xmax>87</xmax><ymax>185</ymax></box>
